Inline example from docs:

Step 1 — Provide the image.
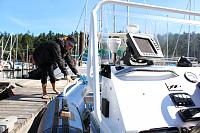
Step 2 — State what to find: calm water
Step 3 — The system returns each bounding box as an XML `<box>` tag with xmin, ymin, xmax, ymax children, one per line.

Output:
<box><xmin>0</xmin><ymin>70</ymin><xmax>30</xmax><ymax>79</ymax></box>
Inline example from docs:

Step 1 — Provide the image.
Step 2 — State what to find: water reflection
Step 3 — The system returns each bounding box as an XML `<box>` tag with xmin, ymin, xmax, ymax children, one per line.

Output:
<box><xmin>1</xmin><ymin>70</ymin><xmax>30</xmax><ymax>79</ymax></box>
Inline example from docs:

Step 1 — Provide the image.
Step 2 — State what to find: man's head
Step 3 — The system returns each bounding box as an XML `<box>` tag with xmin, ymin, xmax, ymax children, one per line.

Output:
<box><xmin>63</xmin><ymin>35</ymin><xmax>77</xmax><ymax>50</ymax></box>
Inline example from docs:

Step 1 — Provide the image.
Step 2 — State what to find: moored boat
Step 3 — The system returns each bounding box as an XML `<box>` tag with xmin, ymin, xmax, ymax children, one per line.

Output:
<box><xmin>37</xmin><ymin>76</ymin><xmax>90</xmax><ymax>133</ymax></box>
<box><xmin>37</xmin><ymin>0</ymin><xmax>200</xmax><ymax>132</ymax></box>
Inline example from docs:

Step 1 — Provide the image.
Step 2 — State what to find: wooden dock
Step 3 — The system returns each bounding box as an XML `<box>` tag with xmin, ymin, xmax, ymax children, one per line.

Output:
<box><xmin>0</xmin><ymin>78</ymin><xmax>69</xmax><ymax>133</ymax></box>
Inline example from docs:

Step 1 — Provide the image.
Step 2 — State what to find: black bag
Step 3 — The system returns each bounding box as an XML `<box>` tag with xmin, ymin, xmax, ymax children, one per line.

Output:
<box><xmin>27</xmin><ymin>64</ymin><xmax>58</xmax><ymax>80</ymax></box>
<box><xmin>28</xmin><ymin>68</ymin><xmax>43</xmax><ymax>79</ymax></box>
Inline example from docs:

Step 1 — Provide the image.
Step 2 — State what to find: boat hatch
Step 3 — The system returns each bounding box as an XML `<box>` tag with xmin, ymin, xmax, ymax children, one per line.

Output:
<box><xmin>116</xmin><ymin>69</ymin><xmax>178</xmax><ymax>81</ymax></box>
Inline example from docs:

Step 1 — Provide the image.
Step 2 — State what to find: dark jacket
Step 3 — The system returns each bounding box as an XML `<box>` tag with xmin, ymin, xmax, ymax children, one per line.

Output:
<box><xmin>33</xmin><ymin>40</ymin><xmax>68</xmax><ymax>76</ymax></box>
<box><xmin>64</xmin><ymin>51</ymin><xmax>78</xmax><ymax>75</ymax></box>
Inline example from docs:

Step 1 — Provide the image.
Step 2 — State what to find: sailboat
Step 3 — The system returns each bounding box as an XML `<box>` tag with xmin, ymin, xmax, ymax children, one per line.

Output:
<box><xmin>36</xmin><ymin>0</ymin><xmax>200</xmax><ymax>132</ymax></box>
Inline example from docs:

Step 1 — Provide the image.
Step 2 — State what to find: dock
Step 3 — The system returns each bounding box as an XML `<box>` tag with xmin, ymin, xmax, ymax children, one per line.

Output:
<box><xmin>0</xmin><ymin>78</ymin><xmax>69</xmax><ymax>133</ymax></box>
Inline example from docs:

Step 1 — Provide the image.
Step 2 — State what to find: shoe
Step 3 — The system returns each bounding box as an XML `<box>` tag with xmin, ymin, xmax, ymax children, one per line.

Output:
<box><xmin>42</xmin><ymin>94</ymin><xmax>49</xmax><ymax>99</ymax></box>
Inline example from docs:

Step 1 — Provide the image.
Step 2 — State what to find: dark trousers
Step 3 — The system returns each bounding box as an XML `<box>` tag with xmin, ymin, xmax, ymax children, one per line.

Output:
<box><xmin>39</xmin><ymin>63</ymin><xmax>56</xmax><ymax>84</ymax></box>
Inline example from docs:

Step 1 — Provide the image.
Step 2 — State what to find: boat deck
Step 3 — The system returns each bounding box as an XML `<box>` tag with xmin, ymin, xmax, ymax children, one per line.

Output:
<box><xmin>0</xmin><ymin>78</ymin><xmax>69</xmax><ymax>133</ymax></box>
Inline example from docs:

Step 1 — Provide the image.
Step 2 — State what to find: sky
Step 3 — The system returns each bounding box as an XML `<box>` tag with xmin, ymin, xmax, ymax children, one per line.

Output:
<box><xmin>0</xmin><ymin>0</ymin><xmax>99</xmax><ymax>35</ymax></box>
<box><xmin>0</xmin><ymin>0</ymin><xmax>200</xmax><ymax>36</ymax></box>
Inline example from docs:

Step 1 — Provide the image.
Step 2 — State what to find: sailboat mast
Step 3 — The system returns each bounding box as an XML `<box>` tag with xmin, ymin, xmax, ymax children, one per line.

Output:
<box><xmin>16</xmin><ymin>35</ymin><xmax>18</xmax><ymax>62</ymax></box>
<box><xmin>0</xmin><ymin>37</ymin><xmax>3</xmax><ymax>60</ymax></box>
<box><xmin>193</xmin><ymin>0</ymin><xmax>196</xmax><ymax>57</ymax></box>
<box><xmin>113</xmin><ymin>5</ymin><xmax>116</xmax><ymax>32</ymax></box>
<box><xmin>84</xmin><ymin>0</ymin><xmax>88</xmax><ymax>45</ymax></box>
<box><xmin>127</xmin><ymin>0</ymin><xmax>129</xmax><ymax>26</ymax></box>
<box><xmin>187</xmin><ymin>0</ymin><xmax>191</xmax><ymax>57</ymax></box>
<box><xmin>167</xmin><ymin>15</ymin><xmax>169</xmax><ymax>59</ymax></box>
<box><xmin>10</xmin><ymin>34</ymin><xmax>12</xmax><ymax>63</ymax></box>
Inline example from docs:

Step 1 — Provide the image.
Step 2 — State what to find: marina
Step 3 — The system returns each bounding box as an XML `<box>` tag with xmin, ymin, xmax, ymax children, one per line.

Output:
<box><xmin>0</xmin><ymin>70</ymin><xmax>29</xmax><ymax>79</ymax></box>
<box><xmin>2</xmin><ymin>0</ymin><xmax>200</xmax><ymax>133</ymax></box>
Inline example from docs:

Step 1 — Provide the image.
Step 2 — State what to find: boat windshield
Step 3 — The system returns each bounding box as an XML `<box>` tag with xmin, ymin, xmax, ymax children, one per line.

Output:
<box><xmin>98</xmin><ymin>33</ymin><xmax>127</xmax><ymax>65</ymax></box>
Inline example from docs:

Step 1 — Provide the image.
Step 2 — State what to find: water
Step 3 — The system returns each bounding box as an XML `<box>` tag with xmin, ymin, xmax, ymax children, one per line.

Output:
<box><xmin>0</xmin><ymin>70</ymin><xmax>30</xmax><ymax>79</ymax></box>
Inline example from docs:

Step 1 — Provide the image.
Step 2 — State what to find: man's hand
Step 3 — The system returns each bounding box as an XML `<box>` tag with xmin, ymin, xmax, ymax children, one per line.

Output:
<box><xmin>76</xmin><ymin>73</ymin><xmax>82</xmax><ymax>78</ymax></box>
<box><xmin>64</xmin><ymin>75</ymin><xmax>74</xmax><ymax>83</ymax></box>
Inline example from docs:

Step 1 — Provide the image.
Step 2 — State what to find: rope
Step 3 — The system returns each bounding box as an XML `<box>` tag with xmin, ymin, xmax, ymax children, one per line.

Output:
<box><xmin>75</xmin><ymin>0</ymin><xmax>88</xmax><ymax>31</ymax></box>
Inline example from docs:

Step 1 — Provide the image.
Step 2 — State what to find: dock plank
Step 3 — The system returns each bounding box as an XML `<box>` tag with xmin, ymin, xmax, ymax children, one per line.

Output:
<box><xmin>0</xmin><ymin>78</ymin><xmax>68</xmax><ymax>133</ymax></box>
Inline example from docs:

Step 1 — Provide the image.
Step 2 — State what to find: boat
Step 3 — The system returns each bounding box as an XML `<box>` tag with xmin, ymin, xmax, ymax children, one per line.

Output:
<box><xmin>36</xmin><ymin>0</ymin><xmax>200</xmax><ymax>132</ymax></box>
<box><xmin>36</xmin><ymin>76</ymin><xmax>90</xmax><ymax>133</ymax></box>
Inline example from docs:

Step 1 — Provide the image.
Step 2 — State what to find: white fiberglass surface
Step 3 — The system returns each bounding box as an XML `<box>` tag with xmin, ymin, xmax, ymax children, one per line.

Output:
<box><xmin>111</xmin><ymin>72</ymin><xmax>200</xmax><ymax>131</ymax></box>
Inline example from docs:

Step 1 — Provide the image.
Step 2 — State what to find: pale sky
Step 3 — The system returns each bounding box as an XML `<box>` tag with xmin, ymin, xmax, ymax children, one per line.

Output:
<box><xmin>0</xmin><ymin>0</ymin><xmax>199</xmax><ymax>35</ymax></box>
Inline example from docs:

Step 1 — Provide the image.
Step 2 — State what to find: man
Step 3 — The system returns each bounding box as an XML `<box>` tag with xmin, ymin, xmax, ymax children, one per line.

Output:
<box><xmin>33</xmin><ymin>35</ymin><xmax>78</xmax><ymax>99</ymax></box>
